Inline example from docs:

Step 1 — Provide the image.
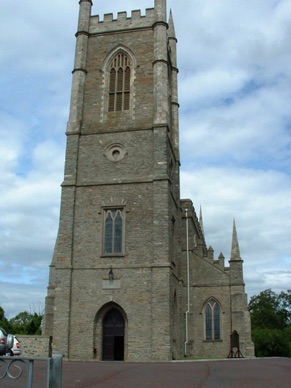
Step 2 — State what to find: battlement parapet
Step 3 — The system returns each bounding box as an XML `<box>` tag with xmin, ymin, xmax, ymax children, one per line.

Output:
<box><xmin>89</xmin><ymin>8</ymin><xmax>155</xmax><ymax>34</ymax></box>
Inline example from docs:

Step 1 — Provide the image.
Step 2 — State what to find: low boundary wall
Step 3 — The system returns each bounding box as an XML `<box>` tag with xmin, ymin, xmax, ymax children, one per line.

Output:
<box><xmin>17</xmin><ymin>335</ymin><xmax>52</xmax><ymax>357</ymax></box>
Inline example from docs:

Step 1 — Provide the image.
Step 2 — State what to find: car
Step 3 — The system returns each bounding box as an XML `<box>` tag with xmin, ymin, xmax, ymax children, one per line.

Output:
<box><xmin>0</xmin><ymin>327</ymin><xmax>8</xmax><ymax>356</ymax></box>
<box><xmin>0</xmin><ymin>329</ymin><xmax>21</xmax><ymax>356</ymax></box>
<box><xmin>9</xmin><ymin>335</ymin><xmax>21</xmax><ymax>356</ymax></box>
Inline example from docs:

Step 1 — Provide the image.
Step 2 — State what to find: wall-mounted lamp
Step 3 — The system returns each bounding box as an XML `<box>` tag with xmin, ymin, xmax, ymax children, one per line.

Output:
<box><xmin>108</xmin><ymin>266</ymin><xmax>114</xmax><ymax>281</ymax></box>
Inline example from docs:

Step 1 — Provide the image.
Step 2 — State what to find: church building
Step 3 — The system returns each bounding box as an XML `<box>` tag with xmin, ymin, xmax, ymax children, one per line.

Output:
<box><xmin>43</xmin><ymin>0</ymin><xmax>254</xmax><ymax>361</ymax></box>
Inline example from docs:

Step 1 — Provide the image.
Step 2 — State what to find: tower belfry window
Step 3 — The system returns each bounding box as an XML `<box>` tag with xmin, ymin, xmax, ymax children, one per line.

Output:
<box><xmin>108</xmin><ymin>53</ymin><xmax>131</xmax><ymax>112</ymax></box>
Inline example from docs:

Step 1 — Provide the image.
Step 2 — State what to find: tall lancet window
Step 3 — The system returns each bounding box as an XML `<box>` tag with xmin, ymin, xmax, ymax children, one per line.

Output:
<box><xmin>103</xmin><ymin>208</ymin><xmax>125</xmax><ymax>255</ymax></box>
<box><xmin>204</xmin><ymin>298</ymin><xmax>221</xmax><ymax>340</ymax></box>
<box><xmin>109</xmin><ymin>53</ymin><xmax>131</xmax><ymax>112</ymax></box>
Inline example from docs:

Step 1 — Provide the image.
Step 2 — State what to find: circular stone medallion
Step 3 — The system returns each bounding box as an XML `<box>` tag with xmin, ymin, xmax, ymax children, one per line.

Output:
<box><xmin>105</xmin><ymin>144</ymin><xmax>126</xmax><ymax>162</ymax></box>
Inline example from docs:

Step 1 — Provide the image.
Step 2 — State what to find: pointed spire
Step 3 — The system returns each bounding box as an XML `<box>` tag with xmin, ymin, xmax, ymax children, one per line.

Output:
<box><xmin>230</xmin><ymin>219</ymin><xmax>241</xmax><ymax>261</ymax></box>
<box><xmin>199</xmin><ymin>206</ymin><xmax>204</xmax><ymax>236</ymax></box>
<box><xmin>168</xmin><ymin>9</ymin><xmax>176</xmax><ymax>38</ymax></box>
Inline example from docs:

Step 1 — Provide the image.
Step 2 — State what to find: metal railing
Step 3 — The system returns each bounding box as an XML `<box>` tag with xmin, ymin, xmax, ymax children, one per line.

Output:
<box><xmin>0</xmin><ymin>353</ymin><xmax>63</xmax><ymax>388</ymax></box>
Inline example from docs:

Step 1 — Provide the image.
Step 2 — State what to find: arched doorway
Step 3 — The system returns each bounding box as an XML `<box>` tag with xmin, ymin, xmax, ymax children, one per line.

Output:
<box><xmin>102</xmin><ymin>308</ymin><xmax>125</xmax><ymax>360</ymax></box>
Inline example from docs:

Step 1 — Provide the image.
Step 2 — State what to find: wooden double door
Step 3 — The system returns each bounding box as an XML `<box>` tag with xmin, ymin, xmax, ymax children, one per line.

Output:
<box><xmin>102</xmin><ymin>308</ymin><xmax>125</xmax><ymax>361</ymax></box>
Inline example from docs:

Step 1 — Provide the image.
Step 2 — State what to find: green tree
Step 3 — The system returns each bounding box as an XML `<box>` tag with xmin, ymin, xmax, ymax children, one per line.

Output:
<box><xmin>252</xmin><ymin>328</ymin><xmax>289</xmax><ymax>357</ymax></box>
<box><xmin>248</xmin><ymin>289</ymin><xmax>291</xmax><ymax>357</ymax></box>
<box><xmin>9</xmin><ymin>311</ymin><xmax>42</xmax><ymax>335</ymax></box>
<box><xmin>0</xmin><ymin>306</ymin><xmax>12</xmax><ymax>332</ymax></box>
<box><xmin>278</xmin><ymin>290</ymin><xmax>291</xmax><ymax>326</ymax></box>
<box><xmin>27</xmin><ymin>313</ymin><xmax>42</xmax><ymax>335</ymax></box>
<box><xmin>248</xmin><ymin>289</ymin><xmax>291</xmax><ymax>329</ymax></box>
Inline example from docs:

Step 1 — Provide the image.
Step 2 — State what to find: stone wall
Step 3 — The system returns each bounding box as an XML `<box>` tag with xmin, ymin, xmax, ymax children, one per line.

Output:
<box><xmin>17</xmin><ymin>335</ymin><xmax>51</xmax><ymax>358</ymax></box>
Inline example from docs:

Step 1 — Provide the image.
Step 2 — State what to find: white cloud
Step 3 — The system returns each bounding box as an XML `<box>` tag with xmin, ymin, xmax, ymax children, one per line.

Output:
<box><xmin>181</xmin><ymin>78</ymin><xmax>291</xmax><ymax>170</ymax></box>
<box><xmin>180</xmin><ymin>69</ymin><xmax>249</xmax><ymax>106</ymax></box>
<box><xmin>0</xmin><ymin>281</ymin><xmax>46</xmax><ymax>318</ymax></box>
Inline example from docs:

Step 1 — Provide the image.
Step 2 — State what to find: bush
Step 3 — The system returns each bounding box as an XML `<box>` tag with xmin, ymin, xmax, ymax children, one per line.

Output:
<box><xmin>252</xmin><ymin>328</ymin><xmax>289</xmax><ymax>357</ymax></box>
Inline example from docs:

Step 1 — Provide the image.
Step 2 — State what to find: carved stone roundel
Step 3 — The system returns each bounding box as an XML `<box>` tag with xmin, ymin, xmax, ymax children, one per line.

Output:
<box><xmin>105</xmin><ymin>144</ymin><xmax>126</xmax><ymax>162</ymax></box>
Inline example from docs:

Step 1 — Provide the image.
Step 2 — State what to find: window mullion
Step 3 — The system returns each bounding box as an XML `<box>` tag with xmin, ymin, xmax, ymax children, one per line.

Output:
<box><xmin>114</xmin><ymin>66</ymin><xmax>118</xmax><ymax>111</ymax></box>
<box><xmin>211</xmin><ymin>306</ymin><xmax>215</xmax><ymax>340</ymax></box>
<box><xmin>112</xmin><ymin>216</ymin><xmax>115</xmax><ymax>253</ymax></box>
<box><xmin>122</xmin><ymin>69</ymin><xmax>125</xmax><ymax>110</ymax></box>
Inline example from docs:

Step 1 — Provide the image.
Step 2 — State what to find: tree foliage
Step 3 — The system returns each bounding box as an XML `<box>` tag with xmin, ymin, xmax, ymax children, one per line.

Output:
<box><xmin>248</xmin><ymin>289</ymin><xmax>291</xmax><ymax>357</ymax></box>
<box><xmin>10</xmin><ymin>311</ymin><xmax>42</xmax><ymax>334</ymax></box>
<box><xmin>251</xmin><ymin>328</ymin><xmax>290</xmax><ymax>357</ymax></box>
<box><xmin>0</xmin><ymin>307</ymin><xmax>42</xmax><ymax>335</ymax></box>
<box><xmin>0</xmin><ymin>306</ymin><xmax>12</xmax><ymax>333</ymax></box>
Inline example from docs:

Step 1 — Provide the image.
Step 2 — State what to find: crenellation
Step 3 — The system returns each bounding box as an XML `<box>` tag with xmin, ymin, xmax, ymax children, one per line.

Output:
<box><xmin>131</xmin><ymin>10</ymin><xmax>141</xmax><ymax>18</ymax></box>
<box><xmin>89</xmin><ymin>8</ymin><xmax>155</xmax><ymax>34</ymax></box>
<box><xmin>146</xmin><ymin>7</ymin><xmax>155</xmax><ymax>19</ymax></box>
<box><xmin>103</xmin><ymin>13</ymin><xmax>113</xmax><ymax>22</ymax></box>
<box><xmin>117</xmin><ymin>11</ymin><xmax>127</xmax><ymax>21</ymax></box>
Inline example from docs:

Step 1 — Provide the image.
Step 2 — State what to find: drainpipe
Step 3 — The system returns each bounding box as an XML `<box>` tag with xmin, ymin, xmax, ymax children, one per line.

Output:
<box><xmin>184</xmin><ymin>208</ymin><xmax>190</xmax><ymax>356</ymax></box>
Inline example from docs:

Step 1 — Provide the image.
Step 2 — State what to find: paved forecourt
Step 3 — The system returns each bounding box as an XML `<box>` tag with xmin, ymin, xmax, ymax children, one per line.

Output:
<box><xmin>1</xmin><ymin>357</ymin><xmax>290</xmax><ymax>387</ymax></box>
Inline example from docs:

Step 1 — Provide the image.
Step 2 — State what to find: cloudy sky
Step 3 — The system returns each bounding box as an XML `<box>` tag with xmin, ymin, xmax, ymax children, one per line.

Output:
<box><xmin>0</xmin><ymin>0</ymin><xmax>290</xmax><ymax>319</ymax></box>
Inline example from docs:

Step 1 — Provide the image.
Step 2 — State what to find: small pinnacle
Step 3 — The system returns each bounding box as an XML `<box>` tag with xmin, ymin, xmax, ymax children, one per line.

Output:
<box><xmin>168</xmin><ymin>9</ymin><xmax>176</xmax><ymax>38</ymax></box>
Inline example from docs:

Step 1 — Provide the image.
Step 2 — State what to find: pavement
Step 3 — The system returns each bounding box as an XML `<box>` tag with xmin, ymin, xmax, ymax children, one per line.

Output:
<box><xmin>1</xmin><ymin>357</ymin><xmax>290</xmax><ymax>387</ymax></box>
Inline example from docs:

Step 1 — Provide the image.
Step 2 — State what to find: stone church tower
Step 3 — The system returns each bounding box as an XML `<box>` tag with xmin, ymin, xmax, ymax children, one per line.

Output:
<box><xmin>44</xmin><ymin>0</ymin><xmax>254</xmax><ymax>361</ymax></box>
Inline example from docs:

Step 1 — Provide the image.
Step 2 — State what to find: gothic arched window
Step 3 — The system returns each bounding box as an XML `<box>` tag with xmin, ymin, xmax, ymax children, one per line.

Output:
<box><xmin>204</xmin><ymin>298</ymin><xmax>221</xmax><ymax>340</ymax></box>
<box><xmin>108</xmin><ymin>52</ymin><xmax>131</xmax><ymax>112</ymax></box>
<box><xmin>103</xmin><ymin>208</ymin><xmax>125</xmax><ymax>255</ymax></box>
